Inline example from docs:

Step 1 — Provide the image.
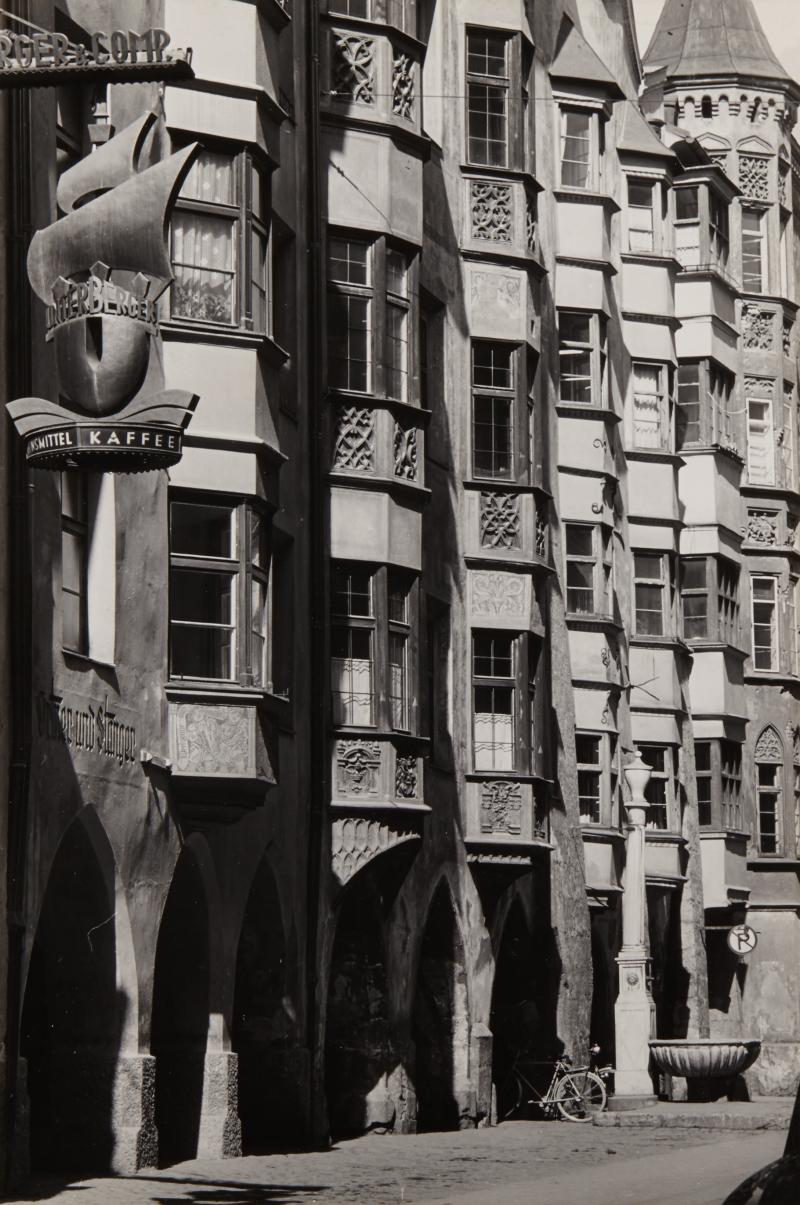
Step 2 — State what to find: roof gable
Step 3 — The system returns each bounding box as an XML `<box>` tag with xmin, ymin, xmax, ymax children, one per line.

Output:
<box><xmin>549</xmin><ymin>17</ymin><xmax>624</xmax><ymax>97</ymax></box>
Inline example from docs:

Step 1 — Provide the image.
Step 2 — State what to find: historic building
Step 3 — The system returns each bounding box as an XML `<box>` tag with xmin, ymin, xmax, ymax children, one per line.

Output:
<box><xmin>1</xmin><ymin>0</ymin><xmax>799</xmax><ymax>1187</ymax></box>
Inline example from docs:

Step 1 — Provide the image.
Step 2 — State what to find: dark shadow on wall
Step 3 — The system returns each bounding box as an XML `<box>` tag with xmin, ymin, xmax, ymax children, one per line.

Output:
<box><xmin>20</xmin><ymin>818</ymin><xmax>124</xmax><ymax>1174</ymax></box>
<box><xmin>151</xmin><ymin>847</ymin><xmax>209</xmax><ymax>1166</ymax></box>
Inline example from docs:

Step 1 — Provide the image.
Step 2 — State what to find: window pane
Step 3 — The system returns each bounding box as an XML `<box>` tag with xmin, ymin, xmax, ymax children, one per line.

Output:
<box><xmin>388</xmin><ymin>574</ymin><xmax>409</xmax><ymax>622</ymax></box>
<box><xmin>683</xmin><ymin>595</ymin><xmax>708</xmax><ymax>639</ymax></box>
<box><xmin>171</xmin><ymin>624</ymin><xmax>233</xmax><ymax>680</ymax></box>
<box><xmin>172</xmin><ymin>211</ymin><xmax>235</xmax><ymax>324</ymax></box>
<box><xmin>327</xmin><ymin>238</ymin><xmax>370</xmax><ymax>286</ymax></box>
<box><xmin>251</xmin><ymin>228</ymin><xmax>268</xmax><ymax>333</ymax></box>
<box><xmin>676</xmin><ymin>188</ymin><xmax>699</xmax><ymax>220</ymax></box>
<box><xmin>566</xmin><ymin>525</ymin><xmax>593</xmax><ymax>557</ymax></box>
<box><xmin>682</xmin><ymin>559</ymin><xmax>706</xmax><ymax>590</ymax></box>
<box><xmin>467</xmin><ymin>82</ymin><xmax>508</xmax><ymax>167</ymax></box>
<box><xmin>467</xmin><ymin>32</ymin><xmax>507</xmax><ymax>78</ymax></box>
<box><xmin>171</xmin><ymin>500</ymin><xmax>235</xmax><ymax>558</ymax></box>
<box><xmin>576</xmin><ymin>735</ymin><xmax>600</xmax><ymax>764</ymax></box>
<box><xmin>250</xmin><ymin>577</ymin><xmax>267</xmax><ymax>686</ymax></box>
<box><xmin>332</xmin><ymin>564</ymin><xmax>372</xmax><ymax>617</ymax></box>
<box><xmin>171</xmin><ymin>568</ymin><xmax>233</xmax><ymax>625</ymax></box>
<box><xmin>561</xmin><ymin>110</ymin><xmax>592</xmax><ymax>188</ymax></box>
<box><xmin>474</xmin><ymin>685</ymin><xmax>513</xmax><ymax>771</ymax></box>
<box><xmin>473</xmin><ymin>343</ymin><xmax>513</xmax><ymax>389</ymax></box>
<box><xmin>473</xmin><ymin>632</ymin><xmax>513</xmax><ymax>678</ymax></box>
<box><xmin>328</xmin><ymin>293</ymin><xmax>370</xmax><ymax>392</ymax></box>
<box><xmin>386</xmin><ymin>249</ymin><xmax>408</xmax><ymax>297</ymax></box>
<box><xmin>386</xmin><ymin>300</ymin><xmax>408</xmax><ymax>400</ymax></box>
<box><xmin>61</xmin><ymin>472</ymin><xmax>87</xmax><ymax>522</ymax></box>
<box><xmin>180</xmin><ymin>150</ymin><xmax>235</xmax><ymax>206</ymax></box>
<box><xmin>695</xmin><ymin>741</ymin><xmax>711</xmax><ymax>772</ymax></box>
<box><xmin>560</xmin><ymin>312</ymin><xmax>591</xmax><ymax>345</ymax></box>
<box><xmin>473</xmin><ymin>395</ymin><xmax>512</xmax><ymax>478</ymax></box>
<box><xmin>389</xmin><ymin>631</ymin><xmax>408</xmax><ymax>730</ymax></box>
<box><xmin>567</xmin><ymin>562</ymin><xmax>594</xmax><ymax>613</ymax></box>
<box><xmin>331</xmin><ymin>628</ymin><xmax>374</xmax><ymax>725</ymax></box>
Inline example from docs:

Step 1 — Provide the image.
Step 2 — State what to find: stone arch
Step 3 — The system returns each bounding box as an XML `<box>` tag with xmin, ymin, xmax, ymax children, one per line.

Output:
<box><xmin>324</xmin><ymin>870</ymin><xmax>396</xmax><ymax>1139</ymax></box>
<box><xmin>756</xmin><ymin>725</ymin><xmax>783</xmax><ymax>762</ymax></box>
<box><xmin>20</xmin><ymin>812</ymin><xmax>126</xmax><ymax>1172</ymax></box>
<box><xmin>490</xmin><ymin>898</ymin><xmax>545</xmax><ymax>1116</ymax></box>
<box><xmin>231</xmin><ymin>856</ymin><xmax>294</xmax><ymax>1152</ymax></box>
<box><xmin>150</xmin><ymin>846</ymin><xmax>210</xmax><ymax>1165</ymax></box>
<box><xmin>411</xmin><ymin>880</ymin><xmax>470</xmax><ymax>1132</ymax></box>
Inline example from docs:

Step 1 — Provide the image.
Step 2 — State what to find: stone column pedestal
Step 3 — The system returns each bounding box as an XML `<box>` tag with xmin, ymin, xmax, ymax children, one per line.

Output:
<box><xmin>197</xmin><ymin>1051</ymin><xmax>241</xmax><ymax>1159</ymax></box>
<box><xmin>609</xmin><ymin>949</ymin><xmax>657</xmax><ymax>1109</ymax></box>
<box><xmin>111</xmin><ymin>1054</ymin><xmax>158</xmax><ymax>1172</ymax></box>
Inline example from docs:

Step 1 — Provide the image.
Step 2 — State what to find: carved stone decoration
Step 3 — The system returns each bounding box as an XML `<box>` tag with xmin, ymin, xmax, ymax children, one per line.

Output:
<box><xmin>743</xmin><ymin>305</ymin><xmax>776</xmax><ymax>351</ymax></box>
<box><xmin>755</xmin><ymin>726</ymin><xmax>783</xmax><ymax>762</ymax></box>
<box><xmin>787</xmin><ymin>514</ymin><xmax>799</xmax><ymax>549</ymax></box>
<box><xmin>392</xmin><ymin>51</ymin><xmax>414</xmax><ymax>120</ymax></box>
<box><xmin>779</xmin><ymin>168</ymin><xmax>789</xmax><ymax>208</ymax></box>
<box><xmin>738</xmin><ymin>154</ymin><xmax>770</xmax><ymax>201</ymax></box>
<box><xmin>336</xmin><ymin>739</ymin><xmax>382</xmax><ymax>796</ymax></box>
<box><xmin>480</xmin><ymin>780</ymin><xmax>522</xmax><ymax>835</ymax></box>
<box><xmin>472</xmin><ymin>570</ymin><xmax>526</xmax><ymax>619</ymax></box>
<box><xmin>470</xmin><ymin>181</ymin><xmax>513</xmax><ymax>243</ymax></box>
<box><xmin>525</xmin><ymin>194</ymin><xmax>536</xmax><ymax>252</ymax></box>
<box><xmin>745</xmin><ymin>510</ymin><xmax>779</xmax><ymax>544</ymax></box>
<box><xmin>533</xmin><ymin>799</ymin><xmax>548</xmax><ymax>840</ymax></box>
<box><xmin>745</xmin><ymin>375</ymin><xmax>773</xmax><ymax>398</ymax></box>
<box><xmin>395</xmin><ymin>754</ymin><xmax>418</xmax><ymax>799</ymax></box>
<box><xmin>784</xmin><ymin>320</ymin><xmax>793</xmax><ymax>357</ymax></box>
<box><xmin>480</xmin><ymin>492</ymin><xmax>521</xmax><ymax>549</ymax></box>
<box><xmin>332</xmin><ymin>817</ymin><xmax>419</xmax><ymax>886</ymax></box>
<box><xmin>333</xmin><ymin>34</ymin><xmax>375</xmax><ymax>106</ymax></box>
<box><xmin>172</xmin><ymin>704</ymin><xmax>252</xmax><ymax>776</ymax></box>
<box><xmin>394</xmin><ymin>422</ymin><xmax>418</xmax><ymax>480</ymax></box>
<box><xmin>334</xmin><ymin>405</ymin><xmax>375</xmax><ymax>471</ymax></box>
<box><xmin>535</xmin><ymin>504</ymin><xmax>548</xmax><ymax>558</ymax></box>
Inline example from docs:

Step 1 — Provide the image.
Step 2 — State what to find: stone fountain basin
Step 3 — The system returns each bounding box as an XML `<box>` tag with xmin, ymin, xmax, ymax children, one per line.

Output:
<box><xmin>649</xmin><ymin>1039</ymin><xmax>761</xmax><ymax>1079</ymax></box>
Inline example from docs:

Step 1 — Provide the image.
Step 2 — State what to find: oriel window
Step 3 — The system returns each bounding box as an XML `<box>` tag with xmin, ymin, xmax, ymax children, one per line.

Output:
<box><xmin>560</xmin><ymin>107</ymin><xmax>597</xmax><ymax>190</ymax></box>
<box><xmin>472</xmin><ymin>342</ymin><xmax>515</xmax><ymax>479</ymax></box>
<box><xmin>472</xmin><ymin>631</ymin><xmax>515</xmax><ymax>771</ymax></box>
<box><xmin>327</xmin><ymin>237</ymin><xmax>372</xmax><ymax>393</ymax></box>
<box><xmin>639</xmin><ymin>743</ymin><xmax>676</xmax><ymax>831</ymax></box>
<box><xmin>627</xmin><ymin>178</ymin><xmax>656</xmax><ymax>252</ymax></box>
<box><xmin>751</xmin><ymin>575</ymin><xmax>778</xmax><ymax>671</ymax></box>
<box><xmin>466</xmin><ymin>31</ymin><xmax>510</xmax><ymax>167</ymax></box>
<box><xmin>742</xmin><ymin>207</ymin><xmax>766</xmax><ymax>293</ymax></box>
<box><xmin>634</xmin><ymin>553</ymin><xmax>670</xmax><ymax>637</ymax></box>
<box><xmin>747</xmin><ymin>395</ymin><xmax>775</xmax><ymax>485</ymax></box>
<box><xmin>558</xmin><ymin>311</ymin><xmax>605</xmax><ymax>406</ymax></box>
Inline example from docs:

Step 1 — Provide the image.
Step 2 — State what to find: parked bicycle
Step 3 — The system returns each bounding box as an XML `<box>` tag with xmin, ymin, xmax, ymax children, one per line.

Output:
<box><xmin>500</xmin><ymin>1051</ymin><xmax>607</xmax><ymax>1122</ymax></box>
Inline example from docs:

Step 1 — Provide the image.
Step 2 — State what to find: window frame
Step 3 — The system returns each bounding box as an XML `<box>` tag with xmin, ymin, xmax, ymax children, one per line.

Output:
<box><xmin>751</xmin><ymin>574</ymin><xmax>779</xmax><ymax>672</ymax></box>
<box><xmin>465</xmin><ymin>27</ymin><xmax>518</xmax><ymax>169</ymax></box>
<box><xmin>558</xmin><ymin>310</ymin><xmax>606</xmax><ymax>408</ymax></box>
<box><xmin>559</xmin><ymin>104</ymin><xmax>600</xmax><ymax>191</ymax></box>
<box><xmin>680</xmin><ymin>556</ymin><xmax>741</xmax><ymax>646</ymax></box>
<box><xmin>169</xmin><ymin>492</ymin><xmax>271</xmax><ymax>688</ymax></box>
<box><xmin>674</xmin><ymin>182</ymin><xmax>731</xmax><ymax>274</ymax></box>
<box><xmin>676</xmin><ymin>360</ymin><xmax>736</xmax><ymax>451</ymax></box>
<box><xmin>471</xmin><ymin>628</ymin><xmax>538</xmax><ymax>774</ymax></box>
<box><xmin>755</xmin><ymin>737</ymin><xmax>784</xmax><ymax>856</ymax></box>
<box><xmin>170</xmin><ymin>143</ymin><xmax>270</xmax><ymax>335</ymax></box>
<box><xmin>564</xmin><ymin>522</ymin><xmax>612</xmax><ymax>618</ymax></box>
<box><xmin>576</xmin><ymin>730</ymin><xmax>618</xmax><ymax>826</ymax></box>
<box><xmin>638</xmin><ymin>743</ymin><xmax>678</xmax><ymax>832</ymax></box>
<box><xmin>330</xmin><ymin>561</ymin><xmax>419</xmax><ymax>732</ymax></box>
<box><xmin>630</xmin><ymin>360</ymin><xmax>672</xmax><ymax>450</ymax></box>
<box><xmin>746</xmin><ymin>391</ymin><xmax>776</xmax><ymax>486</ymax></box>
<box><xmin>633</xmin><ymin>551</ymin><xmax>674</xmax><ymax>638</ymax></box>
<box><xmin>695</xmin><ymin>739</ymin><xmax>743</xmax><ymax>831</ymax></box>
<box><xmin>60</xmin><ymin>471</ymin><xmax>89</xmax><ymax>656</ymax></box>
<box><xmin>741</xmin><ymin>204</ymin><xmax>767</xmax><ymax>294</ymax></box>
<box><xmin>471</xmin><ymin>340</ymin><xmax>521</xmax><ymax>481</ymax></box>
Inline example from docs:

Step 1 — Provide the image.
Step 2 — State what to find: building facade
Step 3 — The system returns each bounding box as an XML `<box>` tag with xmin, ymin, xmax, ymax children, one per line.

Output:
<box><xmin>1</xmin><ymin>0</ymin><xmax>799</xmax><ymax>1184</ymax></box>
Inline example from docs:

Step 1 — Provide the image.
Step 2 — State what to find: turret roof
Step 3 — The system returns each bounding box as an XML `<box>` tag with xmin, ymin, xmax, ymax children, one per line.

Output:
<box><xmin>643</xmin><ymin>0</ymin><xmax>795</xmax><ymax>89</ymax></box>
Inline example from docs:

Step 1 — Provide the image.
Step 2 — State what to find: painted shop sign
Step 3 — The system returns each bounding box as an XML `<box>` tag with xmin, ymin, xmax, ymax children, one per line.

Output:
<box><xmin>7</xmin><ymin>110</ymin><xmax>200</xmax><ymax>472</ymax></box>
<box><xmin>0</xmin><ymin>21</ymin><xmax>193</xmax><ymax>87</ymax></box>
<box><xmin>36</xmin><ymin>692</ymin><xmax>138</xmax><ymax>767</ymax></box>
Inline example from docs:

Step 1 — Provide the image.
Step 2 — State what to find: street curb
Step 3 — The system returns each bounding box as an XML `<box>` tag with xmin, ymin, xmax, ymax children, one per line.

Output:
<box><xmin>595</xmin><ymin>1110</ymin><xmax>792</xmax><ymax>1130</ymax></box>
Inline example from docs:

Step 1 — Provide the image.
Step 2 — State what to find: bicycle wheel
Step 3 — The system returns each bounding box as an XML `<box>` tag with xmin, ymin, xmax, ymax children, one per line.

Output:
<box><xmin>501</xmin><ymin>1072</ymin><xmax>525</xmax><ymax>1119</ymax></box>
<box><xmin>554</xmin><ymin>1070</ymin><xmax>607</xmax><ymax>1122</ymax></box>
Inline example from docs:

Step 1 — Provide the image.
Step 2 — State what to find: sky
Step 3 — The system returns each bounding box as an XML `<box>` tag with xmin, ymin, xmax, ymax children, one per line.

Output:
<box><xmin>633</xmin><ymin>0</ymin><xmax>800</xmax><ymax>87</ymax></box>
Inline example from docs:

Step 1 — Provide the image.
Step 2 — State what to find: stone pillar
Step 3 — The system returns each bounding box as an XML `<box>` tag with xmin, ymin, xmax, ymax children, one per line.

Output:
<box><xmin>611</xmin><ymin>755</ymin><xmax>657</xmax><ymax>1109</ymax></box>
<box><xmin>197</xmin><ymin>1051</ymin><xmax>242</xmax><ymax>1159</ymax></box>
<box><xmin>470</xmin><ymin>1023</ymin><xmax>493</xmax><ymax>1128</ymax></box>
<box><xmin>111</xmin><ymin>1054</ymin><xmax>158</xmax><ymax>1173</ymax></box>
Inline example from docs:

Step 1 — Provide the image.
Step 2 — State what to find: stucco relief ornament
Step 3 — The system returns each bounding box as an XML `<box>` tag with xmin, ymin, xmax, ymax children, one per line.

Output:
<box><xmin>332</xmin><ymin>817</ymin><xmax>419</xmax><ymax>886</ymax></box>
<box><xmin>7</xmin><ymin>111</ymin><xmax>199</xmax><ymax>470</ymax></box>
<box><xmin>755</xmin><ymin>727</ymin><xmax>783</xmax><ymax>762</ymax></box>
<box><xmin>392</xmin><ymin>52</ymin><xmax>415</xmax><ymax>120</ymax></box>
<box><xmin>336</xmin><ymin>740</ymin><xmax>382</xmax><ymax>796</ymax></box>
<box><xmin>480</xmin><ymin>492</ymin><xmax>520</xmax><ymax>549</ymax></box>
<box><xmin>480</xmin><ymin>781</ymin><xmax>522</xmax><ymax>834</ymax></box>
<box><xmin>470</xmin><ymin>181</ymin><xmax>513</xmax><ymax>243</ymax></box>
<box><xmin>333</xmin><ymin>34</ymin><xmax>375</xmax><ymax>105</ymax></box>
<box><xmin>745</xmin><ymin>511</ymin><xmax>778</xmax><ymax>544</ymax></box>
<box><xmin>394</xmin><ymin>754</ymin><xmax>417</xmax><ymax>799</ymax></box>
<box><xmin>472</xmin><ymin>570</ymin><xmax>526</xmax><ymax>618</ymax></box>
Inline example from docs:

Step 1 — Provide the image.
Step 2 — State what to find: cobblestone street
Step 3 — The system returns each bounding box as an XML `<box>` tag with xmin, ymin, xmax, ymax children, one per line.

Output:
<box><xmin>7</xmin><ymin>1122</ymin><xmax>786</xmax><ymax>1205</ymax></box>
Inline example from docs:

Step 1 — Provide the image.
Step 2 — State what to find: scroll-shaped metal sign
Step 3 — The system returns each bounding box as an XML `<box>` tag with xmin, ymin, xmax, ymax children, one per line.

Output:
<box><xmin>8</xmin><ymin>111</ymin><xmax>200</xmax><ymax>471</ymax></box>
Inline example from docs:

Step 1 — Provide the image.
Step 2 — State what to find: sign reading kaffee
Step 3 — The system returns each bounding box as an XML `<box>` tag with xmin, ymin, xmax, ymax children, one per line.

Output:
<box><xmin>7</xmin><ymin>108</ymin><xmax>200</xmax><ymax>472</ymax></box>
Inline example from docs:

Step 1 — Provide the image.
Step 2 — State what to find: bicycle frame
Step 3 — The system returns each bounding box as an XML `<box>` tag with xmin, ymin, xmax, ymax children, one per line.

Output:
<box><xmin>506</xmin><ymin>1056</ymin><xmax>586</xmax><ymax>1115</ymax></box>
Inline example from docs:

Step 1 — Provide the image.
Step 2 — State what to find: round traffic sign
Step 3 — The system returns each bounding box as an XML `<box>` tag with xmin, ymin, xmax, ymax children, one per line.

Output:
<box><xmin>727</xmin><ymin>924</ymin><xmax>758</xmax><ymax>955</ymax></box>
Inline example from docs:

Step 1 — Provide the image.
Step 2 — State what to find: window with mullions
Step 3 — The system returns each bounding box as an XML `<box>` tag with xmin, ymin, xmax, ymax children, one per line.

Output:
<box><xmin>756</xmin><ymin>733</ymin><xmax>783</xmax><ymax>855</ymax></box>
<box><xmin>386</xmin><ymin>249</ymin><xmax>410</xmax><ymax>401</ymax></box>
<box><xmin>680</xmin><ymin>557</ymin><xmax>740</xmax><ymax>644</ymax></box>
<box><xmin>742</xmin><ymin>206</ymin><xmax>766</xmax><ymax>293</ymax></box>
<box><xmin>675</xmin><ymin>361</ymin><xmax>734</xmax><ymax>450</ymax></box>
<box><xmin>330</xmin><ymin>0</ymin><xmax>369</xmax><ymax>15</ymax></box>
<box><xmin>576</xmin><ymin>731</ymin><xmax>618</xmax><ymax>826</ymax></box>
<box><xmin>560</xmin><ymin>107</ymin><xmax>599</xmax><ymax>190</ymax></box>
<box><xmin>751</xmin><ymin>575</ymin><xmax>779</xmax><ymax>671</ymax></box>
<box><xmin>466</xmin><ymin>30</ymin><xmax>510</xmax><ymax>167</ymax></box>
<box><xmin>327</xmin><ymin>237</ymin><xmax>372</xmax><ymax>393</ymax></box>
<box><xmin>472</xmin><ymin>342</ymin><xmax>515</xmax><ymax>479</ymax></box>
<box><xmin>696</xmin><ymin>740</ymin><xmax>743</xmax><ymax>829</ymax></box>
<box><xmin>558</xmin><ymin>311</ymin><xmax>606</xmax><ymax>406</ymax></box>
<box><xmin>472</xmin><ymin>632</ymin><xmax>514</xmax><ymax>771</ymax></box>
<box><xmin>675</xmin><ymin>186</ymin><xmax>700</xmax><ymax>267</ymax></box>
<box><xmin>631</xmin><ymin>362</ymin><xmax>671</xmax><ymax>449</ymax></box>
<box><xmin>169</xmin><ymin>496</ymin><xmax>269</xmax><ymax>685</ymax></box>
<box><xmin>681</xmin><ymin>559</ymin><xmax>708</xmax><ymax>640</ymax></box>
<box><xmin>747</xmin><ymin>394</ymin><xmax>775</xmax><ymax>485</ymax></box>
<box><xmin>634</xmin><ymin>552</ymin><xmax>673</xmax><ymax>637</ymax></box>
<box><xmin>388</xmin><ymin>570</ymin><xmax>411</xmax><ymax>730</ymax></box>
<box><xmin>564</xmin><ymin>524</ymin><xmax>612</xmax><ymax>617</ymax></box>
<box><xmin>61</xmin><ymin>472</ymin><xmax>89</xmax><ymax>655</ymax></box>
<box><xmin>171</xmin><ymin>148</ymin><xmax>269</xmax><ymax>331</ymax></box>
<box><xmin>709</xmin><ymin>191</ymin><xmax>729</xmax><ymax>271</ymax></box>
<box><xmin>639</xmin><ymin>743</ymin><xmax>677</xmax><ymax>831</ymax></box>
<box><xmin>674</xmin><ymin>184</ymin><xmax>730</xmax><ymax>273</ymax></box>
<box><xmin>627</xmin><ymin>178</ymin><xmax>657</xmax><ymax>252</ymax></box>
<box><xmin>695</xmin><ymin>741</ymin><xmax>713</xmax><ymax>826</ymax></box>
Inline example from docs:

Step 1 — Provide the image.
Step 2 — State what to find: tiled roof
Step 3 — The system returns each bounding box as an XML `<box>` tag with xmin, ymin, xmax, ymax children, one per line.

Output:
<box><xmin>643</xmin><ymin>0</ymin><xmax>794</xmax><ymax>86</ymax></box>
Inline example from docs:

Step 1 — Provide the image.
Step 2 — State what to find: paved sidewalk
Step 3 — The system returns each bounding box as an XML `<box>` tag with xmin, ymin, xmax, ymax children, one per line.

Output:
<box><xmin>596</xmin><ymin>1097</ymin><xmax>795</xmax><ymax>1129</ymax></box>
<box><xmin>5</xmin><ymin>1120</ymin><xmax>788</xmax><ymax>1205</ymax></box>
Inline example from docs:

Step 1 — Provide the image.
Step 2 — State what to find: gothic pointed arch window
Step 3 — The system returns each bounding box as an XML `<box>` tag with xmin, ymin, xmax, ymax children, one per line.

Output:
<box><xmin>755</xmin><ymin>726</ymin><xmax>784</xmax><ymax>855</ymax></box>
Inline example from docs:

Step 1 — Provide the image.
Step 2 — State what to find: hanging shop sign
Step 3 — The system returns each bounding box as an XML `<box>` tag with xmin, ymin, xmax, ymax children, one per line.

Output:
<box><xmin>0</xmin><ymin>20</ymin><xmax>193</xmax><ymax>87</ymax></box>
<box><xmin>7</xmin><ymin>109</ymin><xmax>200</xmax><ymax>472</ymax></box>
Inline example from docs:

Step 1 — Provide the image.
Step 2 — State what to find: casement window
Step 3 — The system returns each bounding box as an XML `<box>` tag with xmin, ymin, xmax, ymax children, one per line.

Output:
<box><xmin>782</xmin><ymin>389</ymin><xmax>796</xmax><ymax>491</ymax></box>
<box><xmin>171</xmin><ymin>147</ymin><xmax>269</xmax><ymax>331</ymax></box>
<box><xmin>787</xmin><ymin>576</ymin><xmax>799</xmax><ymax>678</ymax></box>
<box><xmin>639</xmin><ymin>743</ymin><xmax>677</xmax><ymax>831</ymax></box>
<box><xmin>565</xmin><ymin>523</ymin><xmax>612</xmax><ymax>617</ymax></box>
<box><xmin>741</xmin><ymin>207</ymin><xmax>766</xmax><ymax>293</ymax></box>
<box><xmin>709</xmin><ymin>191</ymin><xmax>729</xmax><ymax>271</ymax></box>
<box><xmin>466</xmin><ymin>30</ymin><xmax>510</xmax><ymax>167</ymax></box>
<box><xmin>472</xmin><ymin>630</ymin><xmax>538</xmax><ymax>772</ymax></box>
<box><xmin>696</xmin><ymin>740</ymin><xmax>743</xmax><ymax>829</ymax></box>
<box><xmin>331</xmin><ymin>562</ymin><xmax>417</xmax><ymax>730</ymax></box>
<box><xmin>61</xmin><ymin>472</ymin><xmax>89</xmax><ymax>655</ymax></box>
<box><xmin>558</xmin><ymin>311</ymin><xmax>606</xmax><ymax>406</ymax></box>
<box><xmin>560</xmin><ymin>107</ymin><xmax>599</xmax><ymax>190</ymax></box>
<box><xmin>675</xmin><ymin>361</ymin><xmax>734</xmax><ymax>451</ymax></box>
<box><xmin>327</xmin><ymin>235</ymin><xmax>417</xmax><ymax>401</ymax></box>
<box><xmin>634</xmin><ymin>552</ymin><xmax>674</xmax><ymax>637</ymax></box>
<box><xmin>472</xmin><ymin>341</ymin><xmax>515</xmax><ymax>479</ymax></box>
<box><xmin>747</xmin><ymin>395</ymin><xmax>775</xmax><ymax>485</ymax></box>
<box><xmin>674</xmin><ymin>186</ymin><xmax>700</xmax><ymax>267</ymax></box>
<box><xmin>631</xmin><ymin>361</ymin><xmax>671</xmax><ymax>449</ymax></box>
<box><xmin>756</xmin><ymin>737</ymin><xmax>783</xmax><ymax>855</ymax></box>
<box><xmin>576</xmin><ymin>731</ymin><xmax>618</xmax><ymax>826</ymax></box>
<box><xmin>330</xmin><ymin>0</ymin><xmax>369</xmax><ymax>16</ymax></box>
<box><xmin>627</xmin><ymin>178</ymin><xmax>657</xmax><ymax>252</ymax></box>
<box><xmin>169</xmin><ymin>495</ymin><xmax>270</xmax><ymax>685</ymax></box>
<box><xmin>751</xmin><ymin>575</ymin><xmax>779</xmax><ymax>671</ymax></box>
<box><xmin>680</xmin><ymin>557</ymin><xmax>740</xmax><ymax>644</ymax></box>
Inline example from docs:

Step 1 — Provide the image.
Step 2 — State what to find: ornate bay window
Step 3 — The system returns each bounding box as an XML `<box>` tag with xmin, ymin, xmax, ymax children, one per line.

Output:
<box><xmin>558</xmin><ymin>311</ymin><xmax>606</xmax><ymax>406</ymax></box>
<box><xmin>675</xmin><ymin>360</ymin><xmax>735</xmax><ymax>451</ymax></box>
<box><xmin>471</xmin><ymin>630</ymin><xmax>537</xmax><ymax>773</ymax></box>
<box><xmin>330</xmin><ymin>561</ymin><xmax>418</xmax><ymax>731</ymax></box>
<box><xmin>576</xmin><ymin>731</ymin><xmax>618</xmax><ymax>826</ymax></box>
<box><xmin>169</xmin><ymin>495</ymin><xmax>270</xmax><ymax>686</ymax></box>
<box><xmin>695</xmin><ymin>740</ymin><xmax>743</xmax><ymax>830</ymax></box>
<box><xmin>327</xmin><ymin>233</ymin><xmax>417</xmax><ymax>402</ymax></box>
<box><xmin>564</xmin><ymin>523</ymin><xmax>612</xmax><ymax>617</ymax></box>
<box><xmin>170</xmin><ymin>147</ymin><xmax>270</xmax><ymax>332</ymax></box>
<box><xmin>673</xmin><ymin>182</ymin><xmax>731</xmax><ymax>274</ymax></box>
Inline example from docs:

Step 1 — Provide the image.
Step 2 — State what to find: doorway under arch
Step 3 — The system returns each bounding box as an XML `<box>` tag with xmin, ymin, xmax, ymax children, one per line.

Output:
<box><xmin>151</xmin><ymin>848</ymin><xmax>209</xmax><ymax>1165</ymax></box>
